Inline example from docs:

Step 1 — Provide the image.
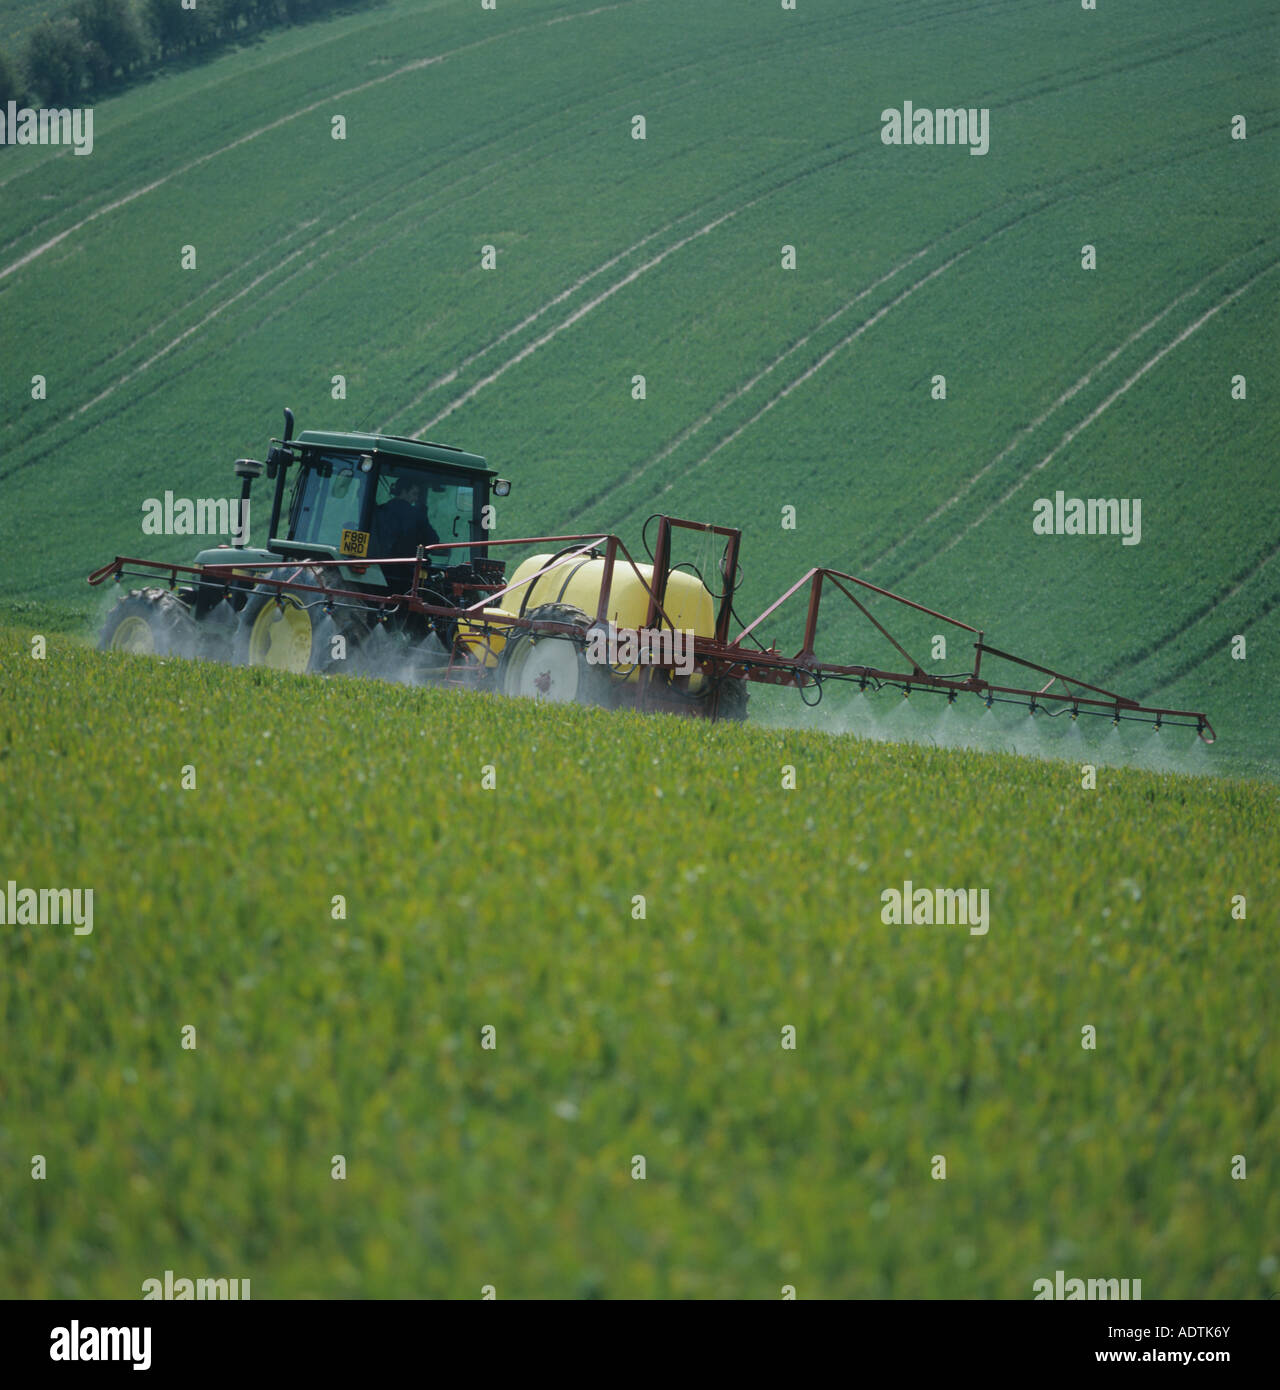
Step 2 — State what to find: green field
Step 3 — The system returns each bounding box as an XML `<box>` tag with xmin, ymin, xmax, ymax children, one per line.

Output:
<box><xmin>1</xmin><ymin>0</ymin><xmax>1277</xmax><ymax>1299</ymax></box>
<box><xmin>2</xmin><ymin>630</ymin><xmax>1277</xmax><ymax>1298</ymax></box>
<box><xmin>0</xmin><ymin>0</ymin><xmax>1276</xmax><ymax>773</ymax></box>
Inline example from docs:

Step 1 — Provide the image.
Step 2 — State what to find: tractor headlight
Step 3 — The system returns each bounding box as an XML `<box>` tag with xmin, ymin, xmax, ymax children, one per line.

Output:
<box><xmin>492</xmin><ymin>478</ymin><xmax>511</xmax><ymax>497</ymax></box>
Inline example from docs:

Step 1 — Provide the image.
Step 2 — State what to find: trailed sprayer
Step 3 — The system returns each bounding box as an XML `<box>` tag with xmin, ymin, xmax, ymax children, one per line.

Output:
<box><xmin>89</xmin><ymin>409</ymin><xmax>1215</xmax><ymax>742</ymax></box>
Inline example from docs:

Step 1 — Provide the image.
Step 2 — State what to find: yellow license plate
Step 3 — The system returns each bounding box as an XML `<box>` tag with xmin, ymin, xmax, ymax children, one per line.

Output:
<box><xmin>340</xmin><ymin>528</ymin><xmax>370</xmax><ymax>558</ymax></box>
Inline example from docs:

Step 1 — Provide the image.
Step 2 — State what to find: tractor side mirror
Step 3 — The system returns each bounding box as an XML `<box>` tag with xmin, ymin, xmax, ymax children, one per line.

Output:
<box><xmin>491</xmin><ymin>478</ymin><xmax>511</xmax><ymax>496</ymax></box>
<box><xmin>264</xmin><ymin>445</ymin><xmax>293</xmax><ymax>480</ymax></box>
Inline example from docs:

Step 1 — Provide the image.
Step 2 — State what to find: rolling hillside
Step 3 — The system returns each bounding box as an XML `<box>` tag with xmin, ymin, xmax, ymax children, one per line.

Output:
<box><xmin>0</xmin><ymin>0</ymin><xmax>1276</xmax><ymax>777</ymax></box>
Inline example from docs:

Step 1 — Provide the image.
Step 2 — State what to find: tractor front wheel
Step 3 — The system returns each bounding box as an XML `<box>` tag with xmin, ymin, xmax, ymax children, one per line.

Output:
<box><xmin>98</xmin><ymin>589</ymin><xmax>199</xmax><ymax>658</ymax></box>
<box><xmin>497</xmin><ymin>603</ymin><xmax>613</xmax><ymax>708</ymax></box>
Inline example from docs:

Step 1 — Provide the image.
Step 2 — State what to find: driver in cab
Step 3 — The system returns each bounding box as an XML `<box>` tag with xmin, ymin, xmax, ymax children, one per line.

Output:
<box><xmin>375</xmin><ymin>473</ymin><xmax>440</xmax><ymax>591</ymax></box>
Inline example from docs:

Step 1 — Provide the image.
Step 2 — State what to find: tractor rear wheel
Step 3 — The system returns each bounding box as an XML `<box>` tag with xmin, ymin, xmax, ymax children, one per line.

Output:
<box><xmin>232</xmin><ymin>567</ymin><xmax>351</xmax><ymax>675</ymax></box>
<box><xmin>497</xmin><ymin>603</ymin><xmax>613</xmax><ymax>708</ymax></box>
<box><xmin>98</xmin><ymin>588</ymin><xmax>199</xmax><ymax>658</ymax></box>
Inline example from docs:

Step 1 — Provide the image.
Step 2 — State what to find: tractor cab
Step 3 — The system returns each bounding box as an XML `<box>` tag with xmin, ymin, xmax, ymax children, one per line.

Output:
<box><xmin>282</xmin><ymin>445</ymin><xmax>481</xmax><ymax>587</ymax></box>
<box><xmin>252</xmin><ymin>415</ymin><xmax>510</xmax><ymax>594</ymax></box>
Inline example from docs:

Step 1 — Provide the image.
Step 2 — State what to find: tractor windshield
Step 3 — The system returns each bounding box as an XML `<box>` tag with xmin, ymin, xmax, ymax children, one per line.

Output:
<box><xmin>288</xmin><ymin>452</ymin><xmax>373</xmax><ymax>555</ymax></box>
<box><xmin>284</xmin><ymin>449</ymin><xmax>484</xmax><ymax>587</ymax></box>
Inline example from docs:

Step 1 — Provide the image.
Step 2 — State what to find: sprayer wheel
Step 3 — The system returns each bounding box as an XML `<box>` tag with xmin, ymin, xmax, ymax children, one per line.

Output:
<box><xmin>497</xmin><ymin>603</ymin><xmax>614</xmax><ymax>708</ymax></box>
<box><xmin>714</xmin><ymin>675</ymin><xmax>749</xmax><ymax>722</ymax></box>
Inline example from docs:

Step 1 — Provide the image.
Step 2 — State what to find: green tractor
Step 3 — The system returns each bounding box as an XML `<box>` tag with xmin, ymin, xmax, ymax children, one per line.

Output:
<box><xmin>95</xmin><ymin>409</ymin><xmax>511</xmax><ymax>678</ymax></box>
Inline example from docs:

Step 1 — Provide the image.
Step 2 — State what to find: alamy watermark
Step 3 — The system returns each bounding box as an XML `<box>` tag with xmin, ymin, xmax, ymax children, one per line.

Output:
<box><xmin>142</xmin><ymin>1270</ymin><xmax>250</xmax><ymax>1300</ymax></box>
<box><xmin>880</xmin><ymin>881</ymin><xmax>989</xmax><ymax>935</ymax></box>
<box><xmin>50</xmin><ymin>1323</ymin><xmax>149</xmax><ymax>1370</ymax></box>
<box><xmin>0</xmin><ymin>880</ymin><xmax>93</xmax><ymax>935</ymax></box>
<box><xmin>1034</xmin><ymin>1269</ymin><xmax>1142</xmax><ymax>1300</ymax></box>
<box><xmin>142</xmin><ymin>493</ymin><xmax>250</xmax><ymax>546</ymax></box>
<box><xmin>0</xmin><ymin>102</ymin><xmax>93</xmax><ymax>156</ymax></box>
<box><xmin>880</xmin><ymin>102</ymin><xmax>989</xmax><ymax>156</ymax></box>
<box><xmin>584</xmin><ymin>622</ymin><xmax>695</xmax><ymax>677</ymax></box>
<box><xmin>1033</xmin><ymin>492</ymin><xmax>1141</xmax><ymax>545</ymax></box>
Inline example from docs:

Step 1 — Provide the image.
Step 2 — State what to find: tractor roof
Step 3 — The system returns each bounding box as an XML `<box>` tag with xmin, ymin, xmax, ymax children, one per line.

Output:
<box><xmin>294</xmin><ymin>429</ymin><xmax>492</xmax><ymax>474</ymax></box>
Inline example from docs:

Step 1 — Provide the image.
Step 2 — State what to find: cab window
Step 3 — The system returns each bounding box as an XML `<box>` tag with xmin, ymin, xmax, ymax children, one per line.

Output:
<box><xmin>373</xmin><ymin>467</ymin><xmax>478</xmax><ymax>565</ymax></box>
<box><xmin>289</xmin><ymin>452</ymin><xmax>371</xmax><ymax>551</ymax></box>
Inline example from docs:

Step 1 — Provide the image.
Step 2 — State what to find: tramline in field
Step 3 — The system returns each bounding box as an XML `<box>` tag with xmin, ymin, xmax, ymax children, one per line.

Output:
<box><xmin>88</xmin><ymin>409</ymin><xmax>1216</xmax><ymax>742</ymax></box>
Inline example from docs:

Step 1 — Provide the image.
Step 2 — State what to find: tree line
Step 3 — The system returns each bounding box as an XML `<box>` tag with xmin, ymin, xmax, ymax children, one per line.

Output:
<box><xmin>0</xmin><ymin>0</ymin><xmax>380</xmax><ymax>111</ymax></box>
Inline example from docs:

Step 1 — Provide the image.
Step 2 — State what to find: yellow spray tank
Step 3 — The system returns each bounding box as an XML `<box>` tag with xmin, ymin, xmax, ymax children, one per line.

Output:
<box><xmin>456</xmin><ymin>552</ymin><xmax>714</xmax><ymax>686</ymax></box>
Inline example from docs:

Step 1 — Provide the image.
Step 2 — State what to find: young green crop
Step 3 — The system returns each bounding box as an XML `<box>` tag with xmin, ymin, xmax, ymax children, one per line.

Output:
<box><xmin>1</xmin><ymin>629</ymin><xmax>1275</xmax><ymax>1297</ymax></box>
